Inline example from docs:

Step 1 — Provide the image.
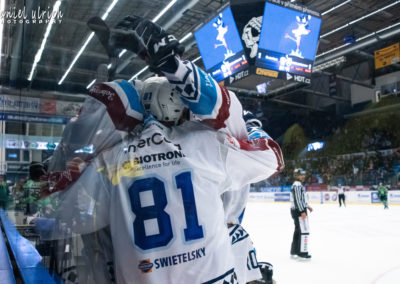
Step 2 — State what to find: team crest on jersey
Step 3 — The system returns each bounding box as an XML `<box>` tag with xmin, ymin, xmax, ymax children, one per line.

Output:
<box><xmin>138</xmin><ymin>259</ymin><xmax>154</xmax><ymax>274</ymax></box>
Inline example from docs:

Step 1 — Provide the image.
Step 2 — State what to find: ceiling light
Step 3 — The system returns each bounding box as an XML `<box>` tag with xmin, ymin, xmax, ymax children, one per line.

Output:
<box><xmin>313</xmin><ymin>56</ymin><xmax>346</xmax><ymax>71</ymax></box>
<box><xmin>119</xmin><ymin>49</ymin><xmax>127</xmax><ymax>57</ymax></box>
<box><xmin>129</xmin><ymin>66</ymin><xmax>149</xmax><ymax>81</ymax></box>
<box><xmin>0</xmin><ymin>0</ymin><xmax>5</xmax><ymax>64</ymax></box>
<box><xmin>86</xmin><ymin>79</ymin><xmax>96</xmax><ymax>89</ymax></box>
<box><xmin>192</xmin><ymin>55</ymin><xmax>202</xmax><ymax>63</ymax></box>
<box><xmin>152</xmin><ymin>0</ymin><xmax>177</xmax><ymax>22</ymax></box>
<box><xmin>58</xmin><ymin>32</ymin><xmax>95</xmax><ymax>85</ymax></box>
<box><xmin>316</xmin><ymin>22</ymin><xmax>400</xmax><ymax>58</ymax></box>
<box><xmin>101</xmin><ymin>0</ymin><xmax>119</xmax><ymax>20</ymax></box>
<box><xmin>179</xmin><ymin>32</ymin><xmax>193</xmax><ymax>43</ymax></box>
<box><xmin>320</xmin><ymin>1</ymin><xmax>400</xmax><ymax>38</ymax></box>
<box><xmin>58</xmin><ymin>0</ymin><xmax>119</xmax><ymax>85</ymax></box>
<box><xmin>321</xmin><ymin>0</ymin><xmax>352</xmax><ymax>16</ymax></box>
<box><xmin>28</xmin><ymin>0</ymin><xmax>62</xmax><ymax>81</ymax></box>
<box><xmin>85</xmin><ymin>0</ymin><xmax>177</xmax><ymax>87</ymax></box>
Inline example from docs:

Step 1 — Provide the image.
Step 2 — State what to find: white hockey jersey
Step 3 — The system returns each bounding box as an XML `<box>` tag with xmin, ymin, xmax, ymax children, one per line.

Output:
<box><xmin>48</xmin><ymin>57</ymin><xmax>283</xmax><ymax>284</ymax></box>
<box><xmin>55</xmin><ymin>116</ymin><xmax>281</xmax><ymax>284</ymax></box>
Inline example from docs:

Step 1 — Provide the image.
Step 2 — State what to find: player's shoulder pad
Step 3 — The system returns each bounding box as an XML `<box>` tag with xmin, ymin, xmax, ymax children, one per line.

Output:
<box><xmin>89</xmin><ymin>80</ymin><xmax>143</xmax><ymax>115</ymax></box>
<box><xmin>88</xmin><ymin>80</ymin><xmax>144</xmax><ymax>131</ymax></box>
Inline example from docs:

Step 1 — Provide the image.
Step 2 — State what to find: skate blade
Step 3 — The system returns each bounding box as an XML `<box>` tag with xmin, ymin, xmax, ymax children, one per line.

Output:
<box><xmin>296</xmin><ymin>257</ymin><xmax>312</xmax><ymax>261</ymax></box>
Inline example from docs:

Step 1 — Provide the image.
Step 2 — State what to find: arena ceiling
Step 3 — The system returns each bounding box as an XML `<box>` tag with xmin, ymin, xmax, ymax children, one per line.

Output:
<box><xmin>1</xmin><ymin>0</ymin><xmax>399</xmax><ymax>105</ymax></box>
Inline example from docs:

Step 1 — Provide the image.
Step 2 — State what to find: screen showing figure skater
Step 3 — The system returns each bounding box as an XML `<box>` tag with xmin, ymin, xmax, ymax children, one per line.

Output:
<box><xmin>195</xmin><ymin>7</ymin><xmax>248</xmax><ymax>82</ymax></box>
<box><xmin>256</xmin><ymin>2</ymin><xmax>321</xmax><ymax>77</ymax></box>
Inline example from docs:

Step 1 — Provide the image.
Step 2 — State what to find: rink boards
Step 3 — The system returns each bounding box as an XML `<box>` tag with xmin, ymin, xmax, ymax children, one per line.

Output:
<box><xmin>248</xmin><ymin>190</ymin><xmax>400</xmax><ymax>205</ymax></box>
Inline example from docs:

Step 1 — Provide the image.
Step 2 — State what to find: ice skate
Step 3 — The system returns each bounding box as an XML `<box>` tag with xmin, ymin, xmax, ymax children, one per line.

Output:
<box><xmin>296</xmin><ymin>253</ymin><xmax>312</xmax><ymax>261</ymax></box>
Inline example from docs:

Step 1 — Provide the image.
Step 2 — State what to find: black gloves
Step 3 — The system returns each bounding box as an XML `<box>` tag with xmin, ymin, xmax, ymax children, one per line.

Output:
<box><xmin>243</xmin><ymin>110</ymin><xmax>263</xmax><ymax>128</ymax></box>
<box><xmin>110</xmin><ymin>16</ymin><xmax>184</xmax><ymax>73</ymax></box>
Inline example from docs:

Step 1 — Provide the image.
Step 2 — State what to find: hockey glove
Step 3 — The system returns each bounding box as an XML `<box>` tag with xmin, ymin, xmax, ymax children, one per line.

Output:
<box><xmin>110</xmin><ymin>15</ymin><xmax>184</xmax><ymax>73</ymax></box>
<box><xmin>243</xmin><ymin>110</ymin><xmax>262</xmax><ymax>128</ymax></box>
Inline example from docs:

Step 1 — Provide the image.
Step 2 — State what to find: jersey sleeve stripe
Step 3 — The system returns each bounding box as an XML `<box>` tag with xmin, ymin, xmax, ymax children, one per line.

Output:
<box><xmin>267</xmin><ymin>139</ymin><xmax>285</xmax><ymax>173</ymax></box>
<box><xmin>201</xmin><ymin>85</ymin><xmax>230</xmax><ymax>129</ymax></box>
<box><xmin>108</xmin><ymin>81</ymin><xmax>144</xmax><ymax>121</ymax></box>
<box><xmin>232</xmin><ymin>137</ymin><xmax>284</xmax><ymax>173</ymax></box>
<box><xmin>202</xmin><ymin>268</ymin><xmax>235</xmax><ymax>284</ymax></box>
<box><xmin>89</xmin><ymin>83</ymin><xmax>142</xmax><ymax>131</ymax></box>
<box><xmin>113</xmin><ymin>80</ymin><xmax>143</xmax><ymax>115</ymax></box>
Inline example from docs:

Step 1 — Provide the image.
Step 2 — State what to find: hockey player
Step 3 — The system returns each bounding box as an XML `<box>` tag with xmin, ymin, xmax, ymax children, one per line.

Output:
<box><xmin>127</xmin><ymin>16</ymin><xmax>282</xmax><ymax>283</ymax></box>
<box><xmin>45</xmin><ymin>16</ymin><xmax>283</xmax><ymax>284</ymax></box>
<box><xmin>377</xmin><ymin>182</ymin><xmax>389</xmax><ymax>209</ymax></box>
<box><xmin>290</xmin><ymin>168</ymin><xmax>313</xmax><ymax>260</ymax></box>
<box><xmin>223</xmin><ymin>111</ymin><xmax>275</xmax><ymax>284</ymax></box>
<box><xmin>143</xmin><ymin>80</ymin><xmax>273</xmax><ymax>284</ymax></box>
<box><xmin>34</xmin><ymin>79</ymin><xmax>144</xmax><ymax>284</ymax></box>
<box><xmin>40</xmin><ymin>78</ymin><xmax>145</xmax><ymax>196</ymax></box>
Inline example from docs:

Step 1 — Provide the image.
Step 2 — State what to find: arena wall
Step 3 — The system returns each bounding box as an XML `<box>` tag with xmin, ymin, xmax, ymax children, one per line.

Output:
<box><xmin>248</xmin><ymin>190</ymin><xmax>400</xmax><ymax>205</ymax></box>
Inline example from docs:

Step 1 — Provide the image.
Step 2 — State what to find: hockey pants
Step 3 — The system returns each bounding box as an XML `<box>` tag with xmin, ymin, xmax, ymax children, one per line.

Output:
<box><xmin>380</xmin><ymin>196</ymin><xmax>388</xmax><ymax>208</ymax></box>
<box><xmin>338</xmin><ymin>194</ymin><xmax>346</xmax><ymax>207</ymax></box>
<box><xmin>290</xmin><ymin>208</ymin><xmax>310</xmax><ymax>255</ymax></box>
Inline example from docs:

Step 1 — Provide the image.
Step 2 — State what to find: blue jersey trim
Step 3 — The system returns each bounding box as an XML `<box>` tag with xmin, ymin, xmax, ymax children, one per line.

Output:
<box><xmin>182</xmin><ymin>66</ymin><xmax>217</xmax><ymax>115</ymax></box>
<box><xmin>115</xmin><ymin>80</ymin><xmax>143</xmax><ymax>114</ymax></box>
<box><xmin>202</xmin><ymin>268</ymin><xmax>235</xmax><ymax>284</ymax></box>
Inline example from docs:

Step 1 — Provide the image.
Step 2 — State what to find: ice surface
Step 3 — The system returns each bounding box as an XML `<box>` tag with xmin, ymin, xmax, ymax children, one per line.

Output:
<box><xmin>242</xmin><ymin>202</ymin><xmax>400</xmax><ymax>284</ymax></box>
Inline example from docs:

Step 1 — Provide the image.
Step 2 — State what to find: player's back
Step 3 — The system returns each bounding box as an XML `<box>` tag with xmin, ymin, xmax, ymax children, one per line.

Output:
<box><xmin>100</xmin><ymin>119</ymin><xmax>237</xmax><ymax>283</ymax></box>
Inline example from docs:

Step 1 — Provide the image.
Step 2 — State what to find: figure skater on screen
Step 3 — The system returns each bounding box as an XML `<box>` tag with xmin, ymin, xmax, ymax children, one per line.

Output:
<box><xmin>213</xmin><ymin>13</ymin><xmax>234</xmax><ymax>59</ymax></box>
<box><xmin>285</xmin><ymin>14</ymin><xmax>311</xmax><ymax>58</ymax></box>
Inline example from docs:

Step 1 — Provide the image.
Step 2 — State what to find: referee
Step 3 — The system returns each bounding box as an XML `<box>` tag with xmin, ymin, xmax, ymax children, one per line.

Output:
<box><xmin>337</xmin><ymin>183</ymin><xmax>346</xmax><ymax>207</ymax></box>
<box><xmin>290</xmin><ymin>168</ymin><xmax>313</xmax><ymax>260</ymax></box>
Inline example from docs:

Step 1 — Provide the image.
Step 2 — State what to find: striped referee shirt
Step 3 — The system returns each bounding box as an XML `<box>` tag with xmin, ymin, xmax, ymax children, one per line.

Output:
<box><xmin>290</xmin><ymin>181</ymin><xmax>308</xmax><ymax>213</ymax></box>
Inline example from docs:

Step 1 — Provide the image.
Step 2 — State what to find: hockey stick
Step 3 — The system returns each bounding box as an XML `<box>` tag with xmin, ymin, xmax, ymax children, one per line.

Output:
<box><xmin>87</xmin><ymin>16</ymin><xmax>119</xmax><ymax>80</ymax></box>
<box><xmin>87</xmin><ymin>16</ymin><xmax>112</xmax><ymax>57</ymax></box>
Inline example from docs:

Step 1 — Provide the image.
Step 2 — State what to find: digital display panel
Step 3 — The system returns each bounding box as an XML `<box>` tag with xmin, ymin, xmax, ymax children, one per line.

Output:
<box><xmin>194</xmin><ymin>7</ymin><xmax>249</xmax><ymax>82</ymax></box>
<box><xmin>307</xmin><ymin>142</ymin><xmax>325</xmax><ymax>151</ymax></box>
<box><xmin>256</xmin><ymin>2</ymin><xmax>321</xmax><ymax>77</ymax></box>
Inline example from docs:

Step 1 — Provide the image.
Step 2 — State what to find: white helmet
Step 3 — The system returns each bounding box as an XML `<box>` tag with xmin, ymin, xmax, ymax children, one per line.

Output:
<box><xmin>141</xmin><ymin>77</ymin><xmax>186</xmax><ymax>125</ymax></box>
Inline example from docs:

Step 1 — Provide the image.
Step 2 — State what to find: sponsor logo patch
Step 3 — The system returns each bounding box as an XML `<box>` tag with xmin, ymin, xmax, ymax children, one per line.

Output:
<box><xmin>138</xmin><ymin>259</ymin><xmax>153</xmax><ymax>274</ymax></box>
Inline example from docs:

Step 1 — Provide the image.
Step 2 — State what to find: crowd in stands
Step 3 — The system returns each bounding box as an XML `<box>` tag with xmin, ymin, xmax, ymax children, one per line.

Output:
<box><xmin>245</xmin><ymin>101</ymin><xmax>400</xmax><ymax>190</ymax></box>
<box><xmin>252</xmin><ymin>149</ymin><xmax>400</xmax><ymax>191</ymax></box>
<box><xmin>287</xmin><ymin>150</ymin><xmax>399</xmax><ymax>186</ymax></box>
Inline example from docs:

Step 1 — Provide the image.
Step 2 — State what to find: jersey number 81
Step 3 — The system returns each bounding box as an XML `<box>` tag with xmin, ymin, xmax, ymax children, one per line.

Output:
<box><xmin>128</xmin><ymin>171</ymin><xmax>204</xmax><ymax>250</ymax></box>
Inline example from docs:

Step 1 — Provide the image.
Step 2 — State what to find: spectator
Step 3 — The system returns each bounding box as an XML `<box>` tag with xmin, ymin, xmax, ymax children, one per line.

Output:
<box><xmin>0</xmin><ymin>175</ymin><xmax>9</xmax><ymax>209</ymax></box>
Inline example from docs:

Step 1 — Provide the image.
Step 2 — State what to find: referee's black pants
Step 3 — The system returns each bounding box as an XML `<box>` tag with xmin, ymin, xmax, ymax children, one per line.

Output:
<box><xmin>338</xmin><ymin>193</ymin><xmax>345</xmax><ymax>207</ymax></box>
<box><xmin>290</xmin><ymin>208</ymin><xmax>310</xmax><ymax>255</ymax></box>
